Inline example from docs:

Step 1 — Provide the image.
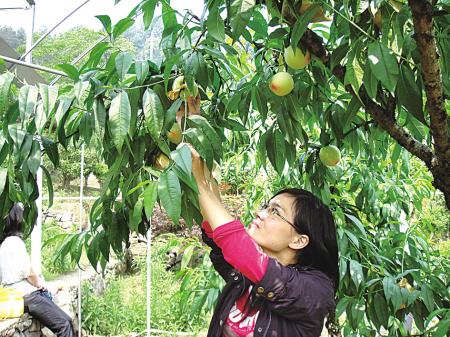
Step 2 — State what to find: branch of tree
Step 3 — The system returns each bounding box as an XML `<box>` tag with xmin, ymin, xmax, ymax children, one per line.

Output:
<box><xmin>272</xmin><ymin>2</ymin><xmax>436</xmax><ymax>165</ymax></box>
<box><xmin>408</xmin><ymin>0</ymin><xmax>450</xmax><ymax>184</ymax></box>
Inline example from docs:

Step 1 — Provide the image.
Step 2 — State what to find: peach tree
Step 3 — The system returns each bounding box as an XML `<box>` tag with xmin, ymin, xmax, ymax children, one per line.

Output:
<box><xmin>0</xmin><ymin>0</ymin><xmax>449</xmax><ymax>335</ymax></box>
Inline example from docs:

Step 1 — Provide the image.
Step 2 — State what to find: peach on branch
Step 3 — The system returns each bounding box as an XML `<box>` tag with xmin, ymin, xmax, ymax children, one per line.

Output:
<box><xmin>167</xmin><ymin>123</ymin><xmax>182</xmax><ymax>144</ymax></box>
<box><xmin>170</xmin><ymin>75</ymin><xmax>199</xmax><ymax>101</ymax></box>
<box><xmin>319</xmin><ymin>145</ymin><xmax>341</xmax><ymax>167</ymax></box>
<box><xmin>269</xmin><ymin>72</ymin><xmax>294</xmax><ymax>96</ymax></box>
<box><xmin>298</xmin><ymin>1</ymin><xmax>329</xmax><ymax>22</ymax></box>
<box><xmin>154</xmin><ymin>153</ymin><xmax>170</xmax><ymax>170</ymax></box>
<box><xmin>284</xmin><ymin>46</ymin><xmax>311</xmax><ymax>70</ymax></box>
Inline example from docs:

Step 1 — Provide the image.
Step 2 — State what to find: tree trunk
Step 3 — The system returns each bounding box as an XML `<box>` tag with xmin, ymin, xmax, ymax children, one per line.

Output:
<box><xmin>408</xmin><ymin>0</ymin><xmax>450</xmax><ymax>209</ymax></box>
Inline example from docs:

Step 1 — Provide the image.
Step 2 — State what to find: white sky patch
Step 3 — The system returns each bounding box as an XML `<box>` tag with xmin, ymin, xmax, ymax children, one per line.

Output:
<box><xmin>0</xmin><ymin>0</ymin><xmax>204</xmax><ymax>33</ymax></box>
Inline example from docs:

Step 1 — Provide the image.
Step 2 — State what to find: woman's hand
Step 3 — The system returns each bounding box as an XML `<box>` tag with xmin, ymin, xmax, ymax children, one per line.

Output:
<box><xmin>183</xmin><ymin>143</ymin><xmax>233</xmax><ymax>228</ymax></box>
<box><xmin>183</xmin><ymin>143</ymin><xmax>208</xmax><ymax>188</ymax></box>
<box><xmin>176</xmin><ymin>94</ymin><xmax>201</xmax><ymax>125</ymax></box>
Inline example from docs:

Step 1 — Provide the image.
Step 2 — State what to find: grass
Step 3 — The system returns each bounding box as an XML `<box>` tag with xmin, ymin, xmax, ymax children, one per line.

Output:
<box><xmin>81</xmin><ymin>238</ymin><xmax>209</xmax><ymax>336</ymax></box>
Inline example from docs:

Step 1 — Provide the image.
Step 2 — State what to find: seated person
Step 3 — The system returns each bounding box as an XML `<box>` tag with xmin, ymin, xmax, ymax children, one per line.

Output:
<box><xmin>0</xmin><ymin>203</ymin><xmax>75</xmax><ymax>337</ymax></box>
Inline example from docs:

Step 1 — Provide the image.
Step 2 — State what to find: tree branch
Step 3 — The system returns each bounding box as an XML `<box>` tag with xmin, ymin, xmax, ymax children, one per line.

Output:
<box><xmin>408</xmin><ymin>0</ymin><xmax>450</xmax><ymax>206</ymax></box>
<box><xmin>270</xmin><ymin>0</ymin><xmax>450</xmax><ymax>206</ymax></box>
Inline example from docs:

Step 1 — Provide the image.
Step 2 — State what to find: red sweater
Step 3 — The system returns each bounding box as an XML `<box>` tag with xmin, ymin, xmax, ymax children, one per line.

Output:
<box><xmin>201</xmin><ymin>220</ymin><xmax>268</xmax><ymax>283</ymax></box>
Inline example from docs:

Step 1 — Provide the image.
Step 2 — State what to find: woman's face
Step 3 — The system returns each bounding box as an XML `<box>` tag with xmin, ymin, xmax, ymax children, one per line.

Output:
<box><xmin>247</xmin><ymin>193</ymin><xmax>299</xmax><ymax>253</ymax></box>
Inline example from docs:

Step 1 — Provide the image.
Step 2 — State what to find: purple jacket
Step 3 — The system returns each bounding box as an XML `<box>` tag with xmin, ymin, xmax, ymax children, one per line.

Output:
<box><xmin>202</xmin><ymin>229</ymin><xmax>335</xmax><ymax>337</ymax></box>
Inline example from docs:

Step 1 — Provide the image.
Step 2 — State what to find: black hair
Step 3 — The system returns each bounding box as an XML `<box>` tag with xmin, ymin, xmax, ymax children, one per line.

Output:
<box><xmin>274</xmin><ymin>188</ymin><xmax>340</xmax><ymax>336</ymax></box>
<box><xmin>272</xmin><ymin>188</ymin><xmax>339</xmax><ymax>291</ymax></box>
<box><xmin>1</xmin><ymin>203</ymin><xmax>24</xmax><ymax>243</ymax></box>
<box><xmin>242</xmin><ymin>188</ymin><xmax>340</xmax><ymax>335</ymax></box>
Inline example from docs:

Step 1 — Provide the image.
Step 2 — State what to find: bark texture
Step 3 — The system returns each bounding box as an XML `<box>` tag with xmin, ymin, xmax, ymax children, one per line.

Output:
<box><xmin>408</xmin><ymin>0</ymin><xmax>450</xmax><ymax>208</ymax></box>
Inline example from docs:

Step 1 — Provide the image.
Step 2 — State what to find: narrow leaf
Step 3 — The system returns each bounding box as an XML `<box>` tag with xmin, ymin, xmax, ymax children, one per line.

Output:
<box><xmin>368</xmin><ymin>41</ymin><xmax>399</xmax><ymax>92</ymax></box>
<box><xmin>115</xmin><ymin>52</ymin><xmax>133</xmax><ymax>81</ymax></box>
<box><xmin>108</xmin><ymin>91</ymin><xmax>131</xmax><ymax>150</ymax></box>
<box><xmin>158</xmin><ymin>170</ymin><xmax>181</xmax><ymax>226</ymax></box>
<box><xmin>143</xmin><ymin>88</ymin><xmax>164</xmax><ymax>142</ymax></box>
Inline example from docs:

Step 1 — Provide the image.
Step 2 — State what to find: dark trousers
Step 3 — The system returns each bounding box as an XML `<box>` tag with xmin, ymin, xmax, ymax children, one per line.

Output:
<box><xmin>23</xmin><ymin>290</ymin><xmax>75</xmax><ymax>337</ymax></box>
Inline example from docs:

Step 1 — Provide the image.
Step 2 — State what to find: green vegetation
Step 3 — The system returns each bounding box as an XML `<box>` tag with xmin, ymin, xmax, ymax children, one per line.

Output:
<box><xmin>81</xmin><ymin>238</ymin><xmax>209</xmax><ymax>336</ymax></box>
<box><xmin>1</xmin><ymin>0</ymin><xmax>449</xmax><ymax>336</ymax></box>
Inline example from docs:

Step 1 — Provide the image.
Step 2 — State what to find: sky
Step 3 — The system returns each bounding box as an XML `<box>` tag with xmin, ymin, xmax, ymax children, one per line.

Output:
<box><xmin>0</xmin><ymin>0</ymin><xmax>204</xmax><ymax>34</ymax></box>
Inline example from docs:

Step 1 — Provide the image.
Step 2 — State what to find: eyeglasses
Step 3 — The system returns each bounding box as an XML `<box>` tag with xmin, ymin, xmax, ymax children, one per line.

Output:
<box><xmin>258</xmin><ymin>202</ymin><xmax>295</xmax><ymax>228</ymax></box>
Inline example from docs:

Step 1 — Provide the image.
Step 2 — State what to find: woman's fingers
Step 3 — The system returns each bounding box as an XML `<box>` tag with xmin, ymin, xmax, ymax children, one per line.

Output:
<box><xmin>176</xmin><ymin>94</ymin><xmax>201</xmax><ymax>124</ymax></box>
<box><xmin>187</xmin><ymin>94</ymin><xmax>201</xmax><ymax>115</ymax></box>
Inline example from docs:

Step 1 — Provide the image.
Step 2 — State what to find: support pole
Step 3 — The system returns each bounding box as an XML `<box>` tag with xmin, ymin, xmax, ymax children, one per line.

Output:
<box><xmin>9</xmin><ymin>0</ymin><xmax>92</xmax><ymax>70</ymax></box>
<box><xmin>0</xmin><ymin>55</ymin><xmax>67</xmax><ymax>77</ymax></box>
<box><xmin>78</xmin><ymin>143</ymin><xmax>85</xmax><ymax>337</ymax></box>
<box><xmin>29</xmin><ymin>3</ymin><xmax>42</xmax><ymax>276</ymax></box>
<box><xmin>147</xmin><ymin>219</ymin><xmax>152</xmax><ymax>337</ymax></box>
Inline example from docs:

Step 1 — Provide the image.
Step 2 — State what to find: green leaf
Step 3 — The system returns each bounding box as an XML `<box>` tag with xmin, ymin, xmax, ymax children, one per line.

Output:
<box><xmin>112</xmin><ymin>18</ymin><xmax>135</xmax><ymax>39</ymax></box>
<box><xmin>170</xmin><ymin>144</ymin><xmax>192</xmax><ymax>177</ymax></box>
<box><xmin>230</xmin><ymin>0</ymin><xmax>255</xmax><ymax>40</ymax></box>
<box><xmin>158</xmin><ymin>170</ymin><xmax>181</xmax><ymax>226</ymax></box>
<box><xmin>143</xmin><ymin>88</ymin><xmax>164</xmax><ymax>142</ymax></box>
<box><xmin>143</xmin><ymin>181</ymin><xmax>158</xmax><ymax>221</ymax></box>
<box><xmin>184</xmin><ymin>128</ymin><xmax>214</xmax><ymax>170</ymax></box>
<box><xmin>19</xmin><ymin>85</ymin><xmax>38</xmax><ymax>122</ymax></box>
<box><xmin>368</xmin><ymin>41</ymin><xmax>399</xmax><ymax>92</ymax></box>
<box><xmin>87</xmin><ymin>234</ymin><xmax>100</xmax><ymax>269</ymax></box>
<box><xmin>93</xmin><ymin>98</ymin><xmax>106</xmax><ymax>140</ymax></box>
<box><xmin>56</xmin><ymin>64</ymin><xmax>79</xmax><ymax>81</ymax></box>
<box><xmin>397</xmin><ymin>64</ymin><xmax>425</xmax><ymax>125</ymax></box>
<box><xmin>266</xmin><ymin>129</ymin><xmax>286</xmax><ymax>174</ymax></box>
<box><xmin>35</xmin><ymin>102</ymin><xmax>47</xmax><ymax>134</ymax></box>
<box><xmin>95</xmin><ymin>15</ymin><xmax>112</xmax><ymax>35</ymax></box>
<box><xmin>344</xmin><ymin>213</ymin><xmax>366</xmax><ymax>235</ymax></box>
<box><xmin>135</xmin><ymin>61</ymin><xmax>149</xmax><ymax>84</ymax></box>
<box><xmin>374</xmin><ymin>293</ymin><xmax>389</xmax><ymax>329</ymax></box>
<box><xmin>184</xmin><ymin>52</ymin><xmax>201</xmax><ymax>92</ymax></box>
<box><xmin>0</xmin><ymin>168</ymin><xmax>7</xmax><ymax>196</ymax></box>
<box><xmin>130</xmin><ymin>197</ymin><xmax>143</xmax><ymax>232</ymax></box>
<box><xmin>8</xmin><ymin>123</ymin><xmax>26</xmax><ymax>149</ymax></box>
<box><xmin>161</xmin><ymin>2</ymin><xmax>177</xmax><ymax>29</ymax></box>
<box><xmin>42</xmin><ymin>137</ymin><xmax>59</xmax><ymax>168</ymax></box>
<box><xmin>187</xmin><ymin>116</ymin><xmax>222</xmax><ymax>162</ymax></box>
<box><xmin>291</xmin><ymin>4</ymin><xmax>320</xmax><ymax>48</ymax></box>
<box><xmin>206</xmin><ymin>7</ymin><xmax>225</xmax><ymax>41</ymax></box>
<box><xmin>253</xmin><ymin>86</ymin><xmax>268</xmax><ymax>121</ymax></box>
<box><xmin>38</xmin><ymin>83</ymin><xmax>58</xmax><ymax>116</ymax></box>
<box><xmin>108</xmin><ymin>91</ymin><xmax>131</xmax><ymax>150</ymax></box>
<box><xmin>142</xmin><ymin>0</ymin><xmax>157</xmax><ymax>29</ymax></box>
<box><xmin>40</xmin><ymin>165</ymin><xmax>54</xmax><ymax>208</ymax></box>
<box><xmin>27</xmin><ymin>140</ymin><xmax>41</xmax><ymax>175</ymax></box>
<box><xmin>421</xmin><ymin>284</ymin><xmax>435</xmax><ymax>312</ymax></box>
<box><xmin>115</xmin><ymin>52</ymin><xmax>133</xmax><ymax>81</ymax></box>
<box><xmin>362</xmin><ymin>62</ymin><xmax>378</xmax><ymax>99</ymax></box>
<box><xmin>349</xmin><ymin>259</ymin><xmax>364</xmax><ymax>288</ymax></box>
<box><xmin>383</xmin><ymin>276</ymin><xmax>395</xmax><ymax>303</ymax></box>
<box><xmin>0</xmin><ymin>72</ymin><xmax>14</xmax><ymax>115</ymax></box>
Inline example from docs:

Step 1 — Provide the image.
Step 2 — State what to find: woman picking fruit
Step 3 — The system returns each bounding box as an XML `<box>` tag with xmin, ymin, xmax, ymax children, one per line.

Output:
<box><xmin>179</xmin><ymin>94</ymin><xmax>340</xmax><ymax>337</ymax></box>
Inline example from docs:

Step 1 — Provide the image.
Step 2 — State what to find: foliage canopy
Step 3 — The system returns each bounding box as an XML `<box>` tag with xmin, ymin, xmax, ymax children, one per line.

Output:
<box><xmin>0</xmin><ymin>0</ymin><xmax>449</xmax><ymax>335</ymax></box>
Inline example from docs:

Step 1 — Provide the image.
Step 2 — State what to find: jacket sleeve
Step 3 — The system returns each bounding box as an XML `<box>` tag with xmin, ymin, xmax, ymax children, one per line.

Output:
<box><xmin>253</xmin><ymin>258</ymin><xmax>335</xmax><ymax>322</ymax></box>
<box><xmin>201</xmin><ymin>222</ymin><xmax>233</xmax><ymax>281</ymax></box>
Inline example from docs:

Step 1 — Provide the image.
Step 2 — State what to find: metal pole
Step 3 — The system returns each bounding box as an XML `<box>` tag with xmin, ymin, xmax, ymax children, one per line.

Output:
<box><xmin>78</xmin><ymin>143</ymin><xmax>85</xmax><ymax>337</ymax></box>
<box><xmin>0</xmin><ymin>54</ymin><xmax>68</xmax><ymax>77</ymax></box>
<box><xmin>0</xmin><ymin>7</ymin><xmax>29</xmax><ymax>10</ymax></box>
<box><xmin>147</xmin><ymin>220</ymin><xmax>152</xmax><ymax>337</ymax></box>
<box><xmin>9</xmin><ymin>0</ymin><xmax>92</xmax><ymax>70</ymax></box>
<box><xmin>29</xmin><ymin>3</ymin><xmax>42</xmax><ymax>276</ymax></box>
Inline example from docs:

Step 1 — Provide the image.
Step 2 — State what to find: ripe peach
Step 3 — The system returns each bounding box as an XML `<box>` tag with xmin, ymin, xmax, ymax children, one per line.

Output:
<box><xmin>269</xmin><ymin>72</ymin><xmax>294</xmax><ymax>96</ymax></box>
